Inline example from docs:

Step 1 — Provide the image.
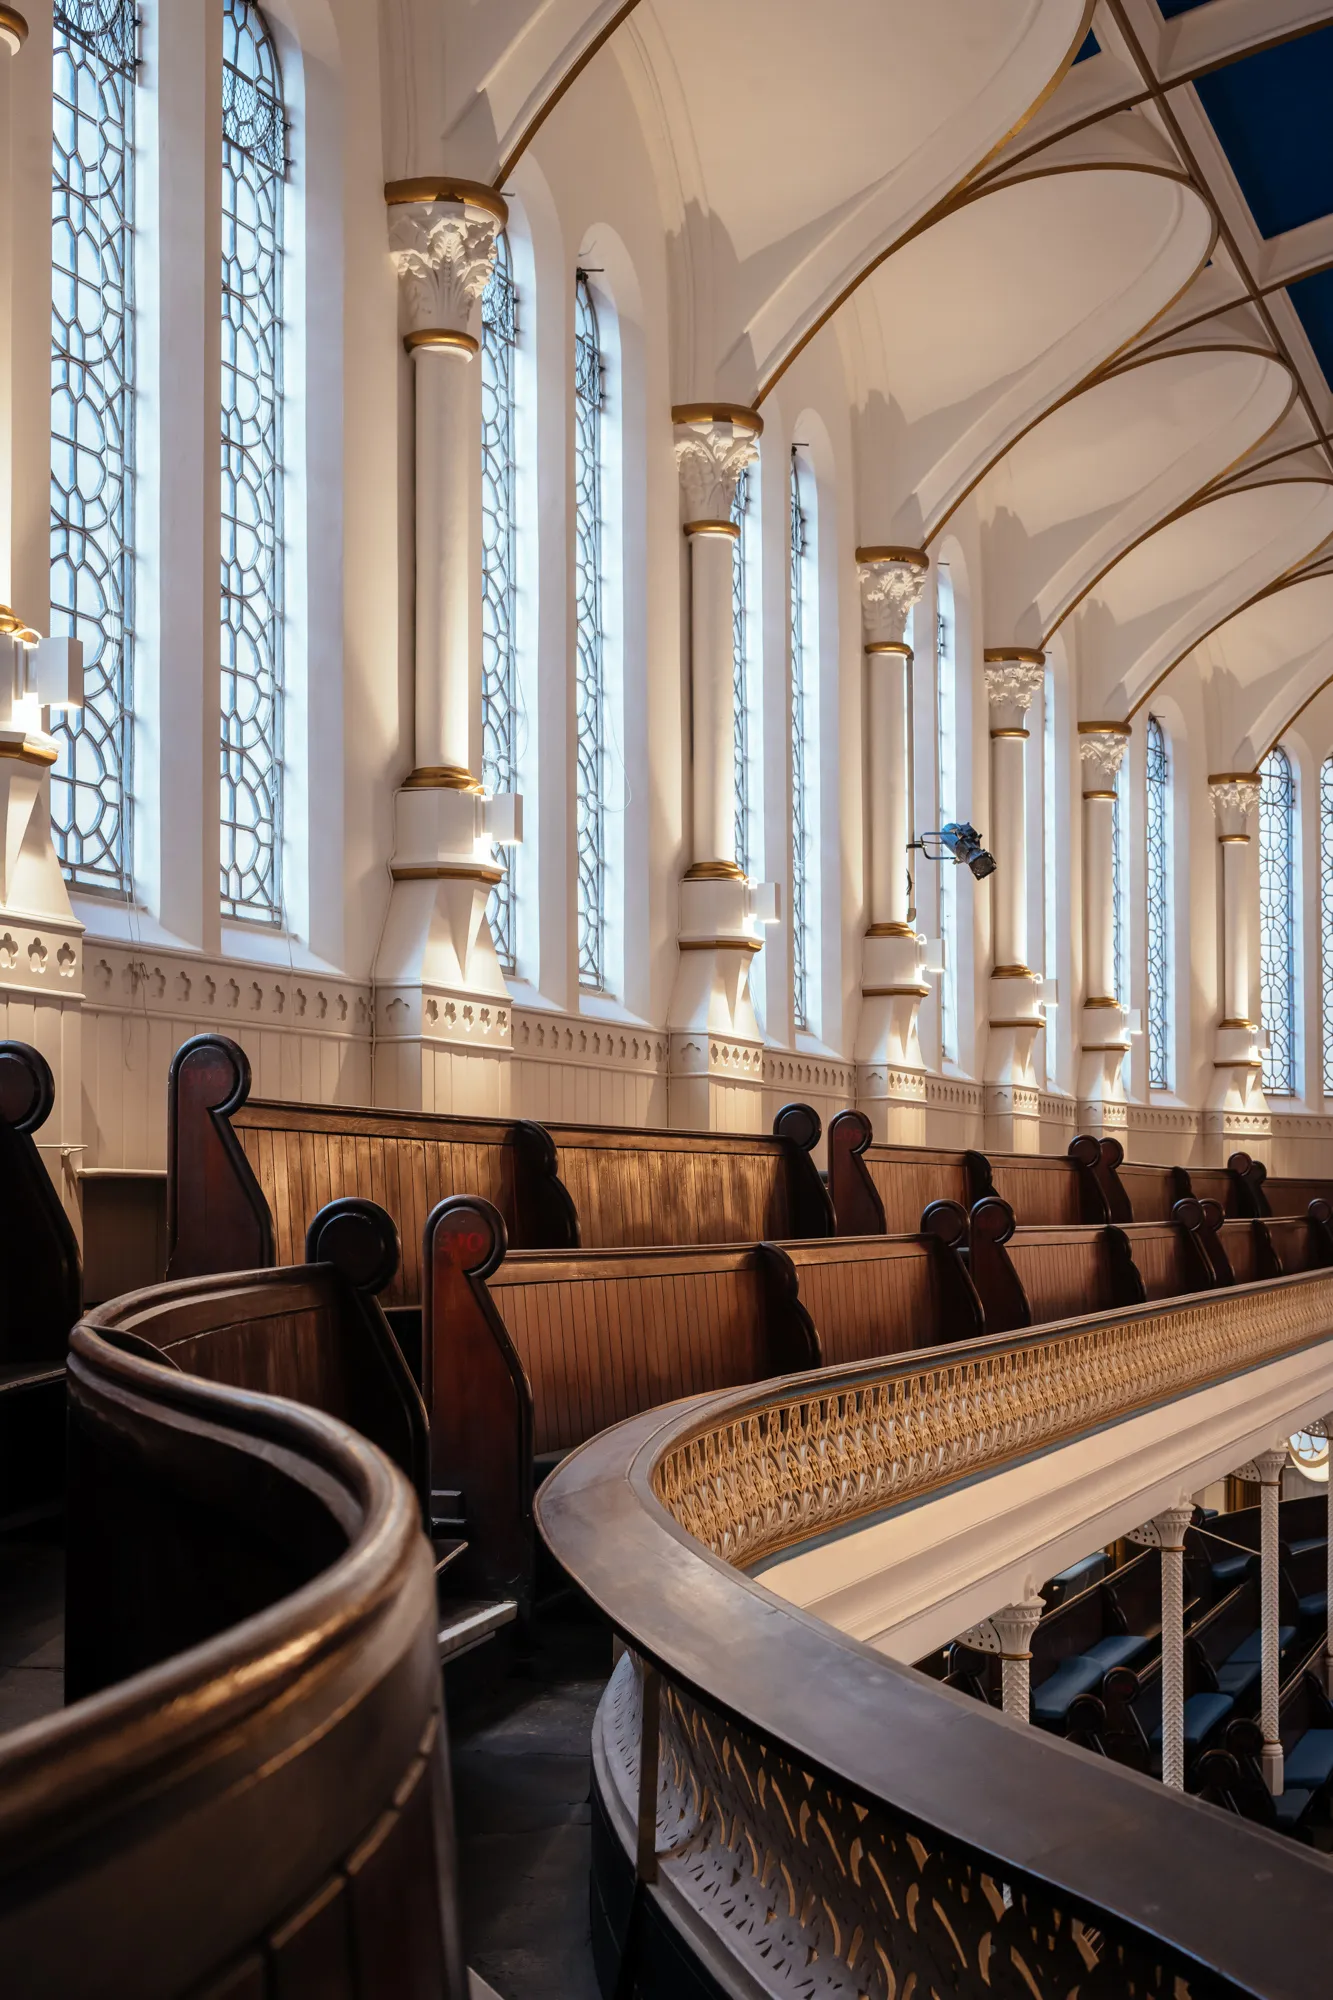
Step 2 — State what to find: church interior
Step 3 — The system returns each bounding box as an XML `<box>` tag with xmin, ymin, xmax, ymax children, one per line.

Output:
<box><xmin>6</xmin><ymin>0</ymin><xmax>1333</xmax><ymax>1992</ymax></box>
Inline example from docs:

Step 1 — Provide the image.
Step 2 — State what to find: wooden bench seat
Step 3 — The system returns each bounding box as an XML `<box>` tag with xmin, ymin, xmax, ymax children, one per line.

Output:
<box><xmin>166</xmin><ymin>1033</ymin><xmax>831</xmax><ymax>1308</ymax></box>
<box><xmin>952</xmin><ymin>1552</ymin><xmax>1161</xmax><ymax>1723</ymax></box>
<box><xmin>965</xmin><ymin>1195</ymin><xmax>1215</xmax><ymax>1337</ymax></box>
<box><xmin>827</xmin><ymin>1111</ymin><xmax>1107</xmax><ymax>1235</ymax></box>
<box><xmin>0</xmin><ymin>1301</ymin><xmax>466</xmax><ymax>1996</ymax></box>
<box><xmin>1199</xmin><ymin>1647</ymin><xmax>1333</xmax><ymax>1841</ymax></box>
<box><xmin>422</xmin><ymin>1197</ymin><xmax>985</xmax><ymax>1614</ymax></box>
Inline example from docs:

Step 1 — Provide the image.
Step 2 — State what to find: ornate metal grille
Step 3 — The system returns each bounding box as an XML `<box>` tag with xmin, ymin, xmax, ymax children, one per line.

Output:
<box><xmin>481</xmin><ymin>231</ymin><xmax>517</xmax><ymax>972</ymax></box>
<box><xmin>936</xmin><ymin>565</ymin><xmax>957</xmax><ymax>1064</ymax></box>
<box><xmin>574</xmin><ymin>272</ymin><xmax>606</xmax><ymax>991</ymax></box>
<box><xmin>51</xmin><ymin>0</ymin><xmax>136</xmax><ymax>893</ymax></box>
<box><xmin>1322</xmin><ymin>759</ymin><xmax>1333</xmax><ymax>1098</ymax></box>
<box><xmin>1146</xmin><ymin>714</ymin><xmax>1171</xmax><ymax>1088</ymax></box>
<box><xmin>731</xmin><ymin>463</ymin><xmax>751</xmax><ymax>878</ymax></box>
<box><xmin>220</xmin><ymin>0</ymin><xmax>285</xmax><ymax>924</ymax></box>
<box><xmin>1259</xmin><ymin>746</ymin><xmax>1297</xmax><ymax>1096</ymax></box>
<box><xmin>789</xmin><ymin>452</ymin><xmax>811</xmax><ymax>1032</ymax></box>
<box><xmin>1312</xmin><ymin>752</ymin><xmax>1320</xmax><ymax>1096</ymax></box>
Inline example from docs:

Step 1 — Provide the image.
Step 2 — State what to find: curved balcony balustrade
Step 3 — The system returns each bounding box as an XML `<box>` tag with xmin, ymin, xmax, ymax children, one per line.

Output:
<box><xmin>537</xmin><ymin>1269</ymin><xmax>1333</xmax><ymax>2000</ymax></box>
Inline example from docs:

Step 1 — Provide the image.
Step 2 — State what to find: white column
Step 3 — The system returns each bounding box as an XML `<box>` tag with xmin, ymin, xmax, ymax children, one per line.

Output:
<box><xmin>374</xmin><ymin>181</ymin><xmax>519</xmax><ymax>1116</ymax></box>
<box><xmin>1206</xmin><ymin>777</ymin><xmax>1269</xmax><ymax>1165</ymax></box>
<box><xmin>1076</xmin><ymin>724</ymin><xmax>1130</xmax><ymax>1137</ymax></box>
<box><xmin>1129</xmin><ymin>1501</ymin><xmax>1194</xmax><ymax>1791</ymax></box>
<box><xmin>854</xmin><ymin>550</ymin><xmax>929</xmax><ymax>1140</ymax></box>
<box><xmin>667</xmin><ymin>407</ymin><xmax>772</xmax><ymax>1132</ymax></box>
<box><xmin>1237</xmin><ymin>1446</ymin><xmax>1289</xmax><ymax>1795</ymax></box>
<box><xmin>983</xmin><ymin>652</ymin><xmax>1046</xmax><ymax>1151</ymax></box>
<box><xmin>959</xmin><ymin>1589</ymin><xmax>1044</xmax><ymax>1722</ymax></box>
<box><xmin>1324</xmin><ymin>1417</ymin><xmax>1333</xmax><ymax>1699</ymax></box>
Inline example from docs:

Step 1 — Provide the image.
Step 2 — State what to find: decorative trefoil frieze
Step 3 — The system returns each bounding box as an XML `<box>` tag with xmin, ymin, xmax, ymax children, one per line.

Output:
<box><xmin>388</xmin><ymin>200</ymin><xmax>499</xmax><ymax>335</ymax></box>
<box><xmin>673</xmin><ymin>419</ymin><xmax>760</xmax><ymax>523</ymax></box>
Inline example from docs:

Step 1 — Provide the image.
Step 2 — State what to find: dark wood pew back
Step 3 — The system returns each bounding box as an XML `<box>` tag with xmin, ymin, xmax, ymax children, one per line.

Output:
<box><xmin>0</xmin><ymin>1313</ymin><xmax>465</xmax><ymax>1997</ymax></box>
<box><xmin>1111</xmin><ymin>1156</ymin><xmax>1182</xmax><ymax>1223</ymax></box>
<box><xmin>168</xmin><ymin>1034</ymin><xmax>831</xmax><ymax>1306</ymax></box>
<box><xmin>1265</xmin><ymin>1202</ymin><xmax>1333</xmax><ymax>1274</ymax></box>
<box><xmin>1119</xmin><ymin>1210</ymin><xmax>1220</xmax><ymax>1301</ymax></box>
<box><xmin>827</xmin><ymin>1112</ymin><xmax>1108</xmax><ymax>1235</ymax></box>
<box><xmin>967</xmin><ymin>1197</ymin><xmax>1215</xmax><ymax>1335</ymax></box>
<box><xmin>769</xmin><ymin>1205</ymin><xmax>983</xmax><ymax>1366</ymax></box>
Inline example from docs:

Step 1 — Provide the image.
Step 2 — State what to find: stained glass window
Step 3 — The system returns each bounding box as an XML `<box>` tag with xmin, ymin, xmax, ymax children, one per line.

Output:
<box><xmin>1113</xmin><ymin>751</ymin><xmax>1127</xmax><ymax>1007</ymax></box>
<box><xmin>937</xmin><ymin>565</ymin><xmax>957</xmax><ymax>1064</ymax></box>
<box><xmin>731</xmin><ymin>463</ymin><xmax>751</xmax><ymax>877</ymax></box>
<box><xmin>1146</xmin><ymin>715</ymin><xmax>1172</xmax><ymax>1088</ymax></box>
<box><xmin>1259</xmin><ymin>746</ymin><xmax>1297</xmax><ymax>1096</ymax></box>
<box><xmin>1321</xmin><ymin>758</ymin><xmax>1333</xmax><ymax>1097</ymax></box>
<box><xmin>574</xmin><ymin>272</ymin><xmax>606</xmax><ymax>991</ymax></box>
<box><xmin>51</xmin><ymin>0</ymin><xmax>137</xmax><ymax>893</ymax></box>
<box><xmin>790</xmin><ymin>451</ymin><xmax>812</xmax><ymax>1033</ymax></box>
<box><xmin>220</xmin><ymin>0</ymin><xmax>286</xmax><ymax>923</ymax></box>
<box><xmin>1312</xmin><ymin>756</ymin><xmax>1320</xmax><ymax>1096</ymax></box>
<box><xmin>481</xmin><ymin>231</ymin><xmax>517</xmax><ymax>972</ymax></box>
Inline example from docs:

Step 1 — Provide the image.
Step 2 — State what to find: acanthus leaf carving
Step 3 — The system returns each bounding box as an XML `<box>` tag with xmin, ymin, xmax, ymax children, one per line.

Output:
<box><xmin>673</xmin><ymin>420</ymin><xmax>760</xmax><ymax>522</ymax></box>
<box><xmin>858</xmin><ymin>559</ymin><xmax>926</xmax><ymax>647</ymax></box>
<box><xmin>388</xmin><ymin>201</ymin><xmax>499</xmax><ymax>335</ymax></box>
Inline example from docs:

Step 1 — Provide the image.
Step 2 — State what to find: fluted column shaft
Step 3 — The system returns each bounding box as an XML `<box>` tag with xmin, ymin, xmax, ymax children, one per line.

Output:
<box><xmin>984</xmin><ymin>655</ymin><xmax>1044</xmax><ymax>977</ymax></box>
<box><xmin>1207</xmin><ymin>777</ymin><xmax>1266</xmax><ymax>1136</ymax></box>
<box><xmin>858</xmin><ymin>552</ymin><xmax>927</xmax><ymax>934</ymax></box>
<box><xmin>1077</xmin><ymin>725</ymin><xmax>1131</xmax><ymax>1125</ymax></box>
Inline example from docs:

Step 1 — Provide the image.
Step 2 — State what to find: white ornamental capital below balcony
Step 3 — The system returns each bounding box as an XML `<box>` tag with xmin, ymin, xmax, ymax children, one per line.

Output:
<box><xmin>858</xmin><ymin>558</ymin><xmax>927</xmax><ymax>647</ymax></box>
<box><xmin>673</xmin><ymin>419</ymin><xmax>760</xmax><ymax>523</ymax></box>
<box><xmin>1210</xmin><ymin>777</ymin><xmax>1261</xmax><ymax>824</ymax></box>
<box><xmin>1079</xmin><ymin>731</ymin><xmax>1129</xmax><ymax>784</ymax></box>
<box><xmin>984</xmin><ymin>661</ymin><xmax>1044</xmax><ymax>712</ymax></box>
<box><xmin>388</xmin><ymin>200</ymin><xmax>500</xmax><ymax>335</ymax></box>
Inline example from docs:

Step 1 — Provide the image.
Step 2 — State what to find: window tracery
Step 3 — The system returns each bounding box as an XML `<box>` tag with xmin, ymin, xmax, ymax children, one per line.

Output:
<box><xmin>789</xmin><ymin>451</ymin><xmax>812</xmax><ymax>1033</ymax></box>
<box><xmin>574</xmin><ymin>271</ymin><xmax>606</xmax><ymax>991</ymax></box>
<box><xmin>51</xmin><ymin>0</ymin><xmax>137</xmax><ymax>893</ymax></box>
<box><xmin>937</xmin><ymin>566</ymin><xmax>957</xmax><ymax>1064</ymax></box>
<box><xmin>220</xmin><ymin>0</ymin><xmax>286</xmax><ymax>924</ymax></box>
<box><xmin>1145</xmin><ymin>715</ymin><xmax>1171</xmax><ymax>1089</ymax></box>
<box><xmin>731</xmin><ymin>464</ymin><xmax>751</xmax><ymax>879</ymax></box>
<box><xmin>481</xmin><ymin>230</ymin><xmax>517</xmax><ymax>971</ymax></box>
<box><xmin>1259</xmin><ymin>745</ymin><xmax>1297</xmax><ymax>1096</ymax></box>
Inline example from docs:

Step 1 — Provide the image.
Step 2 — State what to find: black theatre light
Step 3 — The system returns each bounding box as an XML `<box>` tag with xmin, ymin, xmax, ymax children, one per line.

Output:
<box><xmin>940</xmin><ymin>822</ymin><xmax>996</xmax><ymax>880</ymax></box>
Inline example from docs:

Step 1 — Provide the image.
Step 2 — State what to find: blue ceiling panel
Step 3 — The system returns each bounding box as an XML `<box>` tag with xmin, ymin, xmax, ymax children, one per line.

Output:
<box><xmin>1288</xmin><ymin>267</ymin><xmax>1333</xmax><ymax>388</ymax></box>
<box><xmin>1156</xmin><ymin>0</ymin><xmax>1215</xmax><ymax>17</ymax></box>
<box><xmin>1191</xmin><ymin>29</ymin><xmax>1333</xmax><ymax>238</ymax></box>
<box><xmin>1073</xmin><ymin>31</ymin><xmax>1100</xmax><ymax>63</ymax></box>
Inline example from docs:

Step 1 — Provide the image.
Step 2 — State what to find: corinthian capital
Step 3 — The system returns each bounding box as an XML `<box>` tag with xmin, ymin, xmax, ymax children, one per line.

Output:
<box><xmin>858</xmin><ymin>551</ymin><xmax>927</xmax><ymax>648</ymax></box>
<box><xmin>984</xmin><ymin>658</ymin><xmax>1045</xmax><ymax>713</ymax></box>
<box><xmin>672</xmin><ymin>408</ymin><xmax>762</xmax><ymax>522</ymax></box>
<box><xmin>388</xmin><ymin>198</ymin><xmax>500</xmax><ymax>337</ymax></box>
<box><xmin>1210</xmin><ymin>775</ymin><xmax>1261</xmax><ymax>823</ymax></box>
<box><xmin>1079</xmin><ymin>727</ymin><xmax>1129</xmax><ymax>785</ymax></box>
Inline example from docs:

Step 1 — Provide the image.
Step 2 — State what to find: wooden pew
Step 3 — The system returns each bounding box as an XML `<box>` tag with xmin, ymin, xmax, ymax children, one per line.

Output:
<box><xmin>827</xmin><ymin>1111</ymin><xmax>1108</xmax><ymax>1234</ymax></box>
<box><xmin>1198</xmin><ymin>1648</ymin><xmax>1333</xmax><ymax>1840</ymax></box>
<box><xmin>953</xmin><ymin>1552</ymin><xmax>1162</xmax><ymax>1727</ymax></box>
<box><xmin>0</xmin><ymin>1295</ymin><xmax>466</xmax><ymax>1995</ymax></box>
<box><xmin>166</xmin><ymin>1033</ymin><xmax>832</xmax><ymax>1308</ymax></box>
<box><xmin>1235</xmin><ymin>1155</ymin><xmax>1333</xmax><ymax>1218</ymax></box>
<box><xmin>422</xmin><ymin>1197</ymin><xmax>982</xmax><ymax>1616</ymax></box>
<box><xmin>0</xmin><ymin>1041</ymin><xmax>81</xmax><ymax>1529</ymax></box>
<box><xmin>965</xmin><ymin>1194</ymin><xmax>1215</xmax><ymax>1337</ymax></box>
<box><xmin>1187</xmin><ymin>1574</ymin><xmax>1301</xmax><ymax>1712</ymax></box>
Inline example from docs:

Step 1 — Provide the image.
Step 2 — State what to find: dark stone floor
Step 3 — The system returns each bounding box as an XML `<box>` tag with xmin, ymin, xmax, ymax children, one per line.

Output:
<box><xmin>448</xmin><ymin>1597</ymin><xmax>611</xmax><ymax>2000</ymax></box>
<box><xmin>0</xmin><ymin>1526</ymin><xmax>64</xmax><ymax>1736</ymax></box>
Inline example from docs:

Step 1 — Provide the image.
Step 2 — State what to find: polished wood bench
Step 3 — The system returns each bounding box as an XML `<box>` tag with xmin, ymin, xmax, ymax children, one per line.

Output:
<box><xmin>965</xmin><ymin>1195</ymin><xmax>1215</xmax><ymax>1336</ymax></box>
<box><xmin>0</xmin><ymin>1299</ymin><xmax>466</xmax><ymax>1995</ymax></box>
<box><xmin>166</xmin><ymin>1033</ymin><xmax>832</xmax><ymax>1309</ymax></box>
<box><xmin>0</xmin><ymin>1041</ymin><xmax>81</xmax><ymax>1528</ymax></box>
<box><xmin>1199</xmin><ymin>1646</ymin><xmax>1333</xmax><ymax>1840</ymax></box>
<box><xmin>422</xmin><ymin>1196</ymin><xmax>985</xmax><ymax>1615</ymax></box>
<box><xmin>827</xmin><ymin>1111</ymin><xmax>1108</xmax><ymax>1234</ymax></box>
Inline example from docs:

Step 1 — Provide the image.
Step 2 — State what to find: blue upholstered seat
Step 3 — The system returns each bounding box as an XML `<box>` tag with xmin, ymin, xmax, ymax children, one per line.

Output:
<box><xmin>1151</xmin><ymin>1692</ymin><xmax>1233</xmax><ymax>1751</ymax></box>
<box><xmin>1298</xmin><ymin>1591</ymin><xmax>1327</xmax><ymax>1626</ymax></box>
<box><xmin>1284</xmin><ymin>1730</ymin><xmax>1333</xmax><ymax>1790</ymax></box>
<box><xmin>1227</xmin><ymin>1625</ymin><xmax>1295</xmax><ymax>1665</ymax></box>
<box><xmin>1209</xmin><ymin>1553</ymin><xmax>1251</xmax><ymax>1589</ymax></box>
<box><xmin>1288</xmin><ymin>1537</ymin><xmax>1326</xmax><ymax>1559</ymax></box>
<box><xmin>1032</xmin><ymin>1655</ymin><xmax>1106</xmax><ymax>1723</ymax></box>
<box><xmin>1216</xmin><ymin>1659</ymin><xmax>1261</xmax><ymax>1701</ymax></box>
<box><xmin>1274</xmin><ymin>1787</ymin><xmax>1317</xmax><ymax>1829</ymax></box>
<box><xmin>1083</xmin><ymin>1632</ymin><xmax>1152</xmax><ymax>1673</ymax></box>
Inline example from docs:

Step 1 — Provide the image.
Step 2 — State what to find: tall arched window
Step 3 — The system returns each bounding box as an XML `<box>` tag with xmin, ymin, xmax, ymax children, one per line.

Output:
<box><xmin>731</xmin><ymin>464</ymin><xmax>752</xmax><ymax>877</ymax></box>
<box><xmin>481</xmin><ymin>230</ymin><xmax>518</xmax><ymax>972</ymax></box>
<box><xmin>1312</xmin><ymin>752</ymin><xmax>1320</xmax><ymax>1096</ymax></box>
<box><xmin>789</xmin><ymin>450</ymin><xmax>814</xmax><ymax>1033</ymax></box>
<box><xmin>574</xmin><ymin>271</ymin><xmax>606</xmax><ymax>991</ymax></box>
<box><xmin>936</xmin><ymin>564</ymin><xmax>957</xmax><ymax>1064</ymax></box>
<box><xmin>1112</xmin><ymin>752</ymin><xmax>1127</xmax><ymax>1007</ymax></box>
<box><xmin>1145</xmin><ymin>715</ymin><xmax>1172</xmax><ymax>1088</ymax></box>
<box><xmin>1321</xmin><ymin>757</ymin><xmax>1333</xmax><ymax>1097</ymax></box>
<box><xmin>1259</xmin><ymin>745</ymin><xmax>1297</xmax><ymax>1096</ymax></box>
<box><xmin>51</xmin><ymin>0</ymin><xmax>137</xmax><ymax>893</ymax></box>
<box><xmin>220</xmin><ymin>0</ymin><xmax>286</xmax><ymax>924</ymax></box>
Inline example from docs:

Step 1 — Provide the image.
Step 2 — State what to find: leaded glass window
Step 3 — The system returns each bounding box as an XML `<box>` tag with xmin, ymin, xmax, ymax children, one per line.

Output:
<box><xmin>51</xmin><ymin>0</ymin><xmax>137</xmax><ymax>893</ymax></box>
<box><xmin>1113</xmin><ymin>751</ymin><xmax>1127</xmax><ymax>1007</ymax></box>
<box><xmin>220</xmin><ymin>0</ymin><xmax>285</xmax><ymax>924</ymax></box>
<box><xmin>1146</xmin><ymin>715</ymin><xmax>1172</xmax><ymax>1089</ymax></box>
<box><xmin>1322</xmin><ymin>759</ymin><xmax>1333</xmax><ymax>1099</ymax></box>
<box><xmin>790</xmin><ymin>451</ymin><xmax>812</xmax><ymax>1033</ymax></box>
<box><xmin>937</xmin><ymin>565</ymin><xmax>957</xmax><ymax>1064</ymax></box>
<box><xmin>731</xmin><ymin>464</ymin><xmax>751</xmax><ymax>877</ymax></box>
<box><xmin>1312</xmin><ymin>756</ymin><xmax>1320</xmax><ymax>1096</ymax></box>
<box><xmin>1259</xmin><ymin>746</ymin><xmax>1297</xmax><ymax>1096</ymax></box>
<box><xmin>481</xmin><ymin>231</ymin><xmax>517</xmax><ymax>972</ymax></box>
<box><xmin>574</xmin><ymin>272</ymin><xmax>606</xmax><ymax>991</ymax></box>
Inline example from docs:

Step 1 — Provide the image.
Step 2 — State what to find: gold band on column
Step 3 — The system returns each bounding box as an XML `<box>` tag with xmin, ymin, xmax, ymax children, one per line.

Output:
<box><xmin>1083</xmin><ymin>789</ymin><xmax>1117</xmax><ymax>801</ymax></box>
<box><xmin>984</xmin><ymin>646</ymin><xmax>1045</xmax><ymax>665</ymax></box>
<box><xmin>1218</xmin><ymin>833</ymin><xmax>1250</xmax><ymax>844</ymax></box>
<box><xmin>855</xmin><ymin>545</ymin><xmax>928</xmax><ymax>570</ymax></box>
<box><xmin>864</xmin><ymin>641</ymin><xmax>912</xmax><ymax>658</ymax></box>
<box><xmin>866</xmin><ymin>921</ymin><xmax>916</xmax><ymax>938</ymax></box>
<box><xmin>991</xmin><ymin>728</ymin><xmax>1030</xmax><ymax>740</ymax></box>
<box><xmin>385</xmin><ymin>178</ymin><xmax>509</xmax><ymax>225</ymax></box>
<box><xmin>0</xmin><ymin>7</ymin><xmax>28</xmax><ymax>48</ymax></box>
<box><xmin>671</xmin><ymin>402</ymin><xmax>764</xmax><ymax>436</ymax></box>
<box><xmin>684</xmin><ymin>860</ymin><xmax>747</xmax><ymax>882</ymax></box>
<box><xmin>403</xmin><ymin>765</ymin><xmax>484</xmax><ymax>793</ymax></box>
<box><xmin>683</xmin><ymin>520</ymin><xmax>740</xmax><ymax>540</ymax></box>
<box><xmin>404</xmin><ymin>329</ymin><xmax>480</xmax><ymax>357</ymax></box>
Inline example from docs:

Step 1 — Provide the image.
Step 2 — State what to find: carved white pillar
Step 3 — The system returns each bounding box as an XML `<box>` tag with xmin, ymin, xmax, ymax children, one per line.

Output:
<box><xmin>1206</xmin><ymin>777</ymin><xmax>1269</xmax><ymax>1164</ymax></box>
<box><xmin>855</xmin><ymin>549</ymin><xmax>929</xmax><ymax>1140</ymax></box>
<box><xmin>1311</xmin><ymin>1416</ymin><xmax>1333</xmax><ymax>1697</ymax></box>
<box><xmin>667</xmin><ymin>406</ymin><xmax>771</xmax><ymax>1132</ymax></box>
<box><xmin>1077</xmin><ymin>723</ymin><xmax>1130</xmax><ymax>1136</ymax></box>
<box><xmin>1237</xmin><ymin>1447</ymin><xmax>1289</xmax><ymax>1795</ymax></box>
<box><xmin>983</xmin><ymin>651</ymin><xmax>1045</xmax><ymax>1151</ymax></box>
<box><xmin>374</xmin><ymin>180</ymin><xmax>517</xmax><ymax>1116</ymax></box>
<box><xmin>1129</xmin><ymin>1502</ymin><xmax>1194</xmax><ymax>1790</ymax></box>
<box><xmin>959</xmin><ymin>1591</ymin><xmax>1044</xmax><ymax>1722</ymax></box>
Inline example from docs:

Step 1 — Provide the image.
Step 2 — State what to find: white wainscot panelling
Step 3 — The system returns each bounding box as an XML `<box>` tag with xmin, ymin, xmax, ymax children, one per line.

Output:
<box><xmin>1269</xmin><ymin>1111</ymin><xmax>1333</xmax><ymax>1177</ymax></box>
<box><xmin>921</xmin><ymin>1073</ymin><xmax>985</xmax><ymax>1149</ymax></box>
<box><xmin>764</xmin><ymin>1054</ymin><xmax>856</xmax><ymax>1168</ymax></box>
<box><xmin>1039</xmin><ymin>1091</ymin><xmax>1077</xmax><ymax>1153</ymax></box>
<box><xmin>82</xmin><ymin>942</ymin><xmax>372</xmax><ymax>1169</ymax></box>
<box><xmin>1125</xmin><ymin>1102</ymin><xmax>1205</xmax><ymax>1168</ymax></box>
<box><xmin>512</xmin><ymin>1010</ymin><xmax>669</xmax><ymax>1126</ymax></box>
